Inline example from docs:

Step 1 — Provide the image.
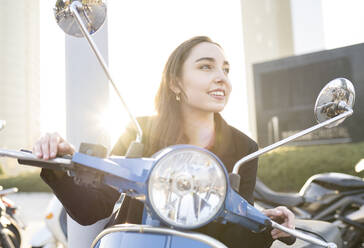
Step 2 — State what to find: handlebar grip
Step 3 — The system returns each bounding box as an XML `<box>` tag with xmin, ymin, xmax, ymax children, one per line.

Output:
<box><xmin>17</xmin><ymin>149</ymin><xmax>61</xmax><ymax>170</ymax></box>
<box><xmin>278</xmin><ymin>236</ymin><xmax>296</xmax><ymax>246</ymax></box>
<box><xmin>18</xmin><ymin>158</ymin><xmax>64</xmax><ymax>170</ymax></box>
<box><xmin>18</xmin><ymin>149</ymin><xmax>72</xmax><ymax>170</ymax></box>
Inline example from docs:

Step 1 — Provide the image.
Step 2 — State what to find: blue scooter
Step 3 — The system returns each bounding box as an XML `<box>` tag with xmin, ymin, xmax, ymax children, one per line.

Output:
<box><xmin>0</xmin><ymin>76</ymin><xmax>354</xmax><ymax>248</ymax></box>
<box><xmin>0</xmin><ymin>1</ymin><xmax>356</xmax><ymax>247</ymax></box>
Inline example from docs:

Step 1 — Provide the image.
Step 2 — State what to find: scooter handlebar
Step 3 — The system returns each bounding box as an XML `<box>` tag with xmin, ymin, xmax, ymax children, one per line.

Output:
<box><xmin>0</xmin><ymin>148</ymin><xmax>73</xmax><ymax>171</ymax></box>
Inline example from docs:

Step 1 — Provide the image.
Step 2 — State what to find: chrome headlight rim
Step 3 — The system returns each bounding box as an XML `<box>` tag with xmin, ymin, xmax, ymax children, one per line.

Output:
<box><xmin>146</xmin><ymin>145</ymin><xmax>228</xmax><ymax>229</ymax></box>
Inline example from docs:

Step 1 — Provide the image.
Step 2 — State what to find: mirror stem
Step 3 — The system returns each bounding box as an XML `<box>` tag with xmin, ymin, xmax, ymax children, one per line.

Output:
<box><xmin>232</xmin><ymin>109</ymin><xmax>353</xmax><ymax>174</ymax></box>
<box><xmin>69</xmin><ymin>1</ymin><xmax>143</xmax><ymax>143</ymax></box>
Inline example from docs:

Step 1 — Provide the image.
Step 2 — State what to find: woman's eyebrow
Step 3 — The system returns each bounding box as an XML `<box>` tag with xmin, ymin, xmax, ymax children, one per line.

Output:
<box><xmin>195</xmin><ymin>57</ymin><xmax>214</xmax><ymax>63</ymax></box>
<box><xmin>195</xmin><ymin>57</ymin><xmax>230</xmax><ymax>66</ymax></box>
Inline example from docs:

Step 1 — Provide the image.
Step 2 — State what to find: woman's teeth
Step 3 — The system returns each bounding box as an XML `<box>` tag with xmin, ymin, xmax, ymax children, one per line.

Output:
<box><xmin>209</xmin><ymin>91</ymin><xmax>225</xmax><ymax>96</ymax></box>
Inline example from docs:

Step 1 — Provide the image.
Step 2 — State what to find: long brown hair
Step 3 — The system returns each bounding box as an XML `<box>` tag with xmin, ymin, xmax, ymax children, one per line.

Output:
<box><xmin>145</xmin><ymin>36</ymin><xmax>221</xmax><ymax>155</ymax></box>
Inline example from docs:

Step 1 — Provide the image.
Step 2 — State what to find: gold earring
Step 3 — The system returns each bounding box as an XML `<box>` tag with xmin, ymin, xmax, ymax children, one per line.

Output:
<box><xmin>176</xmin><ymin>93</ymin><xmax>181</xmax><ymax>102</ymax></box>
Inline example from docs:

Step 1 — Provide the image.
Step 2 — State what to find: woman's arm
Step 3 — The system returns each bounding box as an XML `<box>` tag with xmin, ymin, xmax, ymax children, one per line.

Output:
<box><xmin>37</xmin><ymin>127</ymin><xmax>136</xmax><ymax>226</ymax></box>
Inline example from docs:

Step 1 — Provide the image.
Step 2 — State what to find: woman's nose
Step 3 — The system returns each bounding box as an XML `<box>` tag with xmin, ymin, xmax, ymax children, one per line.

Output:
<box><xmin>214</xmin><ymin>70</ymin><xmax>229</xmax><ymax>84</ymax></box>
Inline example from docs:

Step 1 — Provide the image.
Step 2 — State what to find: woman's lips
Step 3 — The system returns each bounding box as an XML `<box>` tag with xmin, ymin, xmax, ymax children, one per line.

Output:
<box><xmin>208</xmin><ymin>89</ymin><xmax>225</xmax><ymax>100</ymax></box>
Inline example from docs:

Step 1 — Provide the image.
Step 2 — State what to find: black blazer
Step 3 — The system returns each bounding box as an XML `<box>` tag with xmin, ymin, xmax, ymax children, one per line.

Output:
<box><xmin>41</xmin><ymin>114</ymin><xmax>273</xmax><ymax>247</ymax></box>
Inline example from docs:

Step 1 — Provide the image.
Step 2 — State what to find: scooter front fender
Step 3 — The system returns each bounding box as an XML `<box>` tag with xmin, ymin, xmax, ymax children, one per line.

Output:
<box><xmin>91</xmin><ymin>224</ymin><xmax>227</xmax><ymax>248</ymax></box>
<box><xmin>30</xmin><ymin>225</ymin><xmax>57</xmax><ymax>248</ymax></box>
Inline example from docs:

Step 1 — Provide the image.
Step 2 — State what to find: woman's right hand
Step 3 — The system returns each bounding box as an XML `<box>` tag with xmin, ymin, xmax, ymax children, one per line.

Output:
<box><xmin>33</xmin><ymin>132</ymin><xmax>75</xmax><ymax>160</ymax></box>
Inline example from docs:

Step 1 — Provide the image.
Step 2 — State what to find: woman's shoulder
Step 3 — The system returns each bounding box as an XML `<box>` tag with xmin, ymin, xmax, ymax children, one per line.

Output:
<box><xmin>214</xmin><ymin>114</ymin><xmax>258</xmax><ymax>155</ymax></box>
<box><xmin>135</xmin><ymin>115</ymin><xmax>158</xmax><ymax>127</ymax></box>
<box><xmin>122</xmin><ymin>115</ymin><xmax>158</xmax><ymax>133</ymax></box>
<box><xmin>136</xmin><ymin>115</ymin><xmax>156</xmax><ymax>122</ymax></box>
<box><xmin>111</xmin><ymin>115</ymin><xmax>157</xmax><ymax>156</ymax></box>
<box><xmin>228</xmin><ymin>125</ymin><xmax>259</xmax><ymax>153</ymax></box>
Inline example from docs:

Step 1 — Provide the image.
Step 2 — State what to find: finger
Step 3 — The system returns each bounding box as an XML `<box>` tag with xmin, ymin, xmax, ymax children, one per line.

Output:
<box><xmin>58</xmin><ymin>142</ymin><xmax>75</xmax><ymax>156</ymax></box>
<box><xmin>271</xmin><ymin>228</ymin><xmax>291</xmax><ymax>239</ymax></box>
<box><xmin>32</xmin><ymin>141</ymin><xmax>42</xmax><ymax>158</ymax></box>
<box><xmin>49</xmin><ymin>133</ymin><xmax>61</xmax><ymax>158</ymax></box>
<box><xmin>41</xmin><ymin>134</ymin><xmax>51</xmax><ymax>160</ymax></box>
<box><xmin>276</xmin><ymin>206</ymin><xmax>295</xmax><ymax>229</ymax></box>
<box><xmin>271</xmin><ymin>229</ymin><xmax>280</xmax><ymax>239</ymax></box>
<box><xmin>262</xmin><ymin>208</ymin><xmax>282</xmax><ymax>218</ymax></box>
<box><xmin>273</xmin><ymin>230</ymin><xmax>290</xmax><ymax>239</ymax></box>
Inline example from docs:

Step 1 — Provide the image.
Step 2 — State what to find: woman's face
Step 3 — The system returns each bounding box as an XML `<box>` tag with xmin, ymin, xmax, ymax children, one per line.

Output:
<box><xmin>179</xmin><ymin>42</ymin><xmax>231</xmax><ymax>114</ymax></box>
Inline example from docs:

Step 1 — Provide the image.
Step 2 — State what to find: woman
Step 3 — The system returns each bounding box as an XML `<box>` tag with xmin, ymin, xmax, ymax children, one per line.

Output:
<box><xmin>34</xmin><ymin>36</ymin><xmax>294</xmax><ymax>247</ymax></box>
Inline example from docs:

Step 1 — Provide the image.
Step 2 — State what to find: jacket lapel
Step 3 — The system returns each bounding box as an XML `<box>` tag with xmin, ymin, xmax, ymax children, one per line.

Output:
<box><xmin>212</xmin><ymin>113</ymin><xmax>237</xmax><ymax>160</ymax></box>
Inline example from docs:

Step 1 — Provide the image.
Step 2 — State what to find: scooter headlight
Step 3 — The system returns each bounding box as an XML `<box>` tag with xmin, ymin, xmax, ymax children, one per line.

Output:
<box><xmin>148</xmin><ymin>146</ymin><xmax>227</xmax><ymax>229</ymax></box>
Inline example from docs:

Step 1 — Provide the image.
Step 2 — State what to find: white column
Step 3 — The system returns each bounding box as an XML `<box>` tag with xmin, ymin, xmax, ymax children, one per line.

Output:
<box><xmin>240</xmin><ymin>0</ymin><xmax>294</xmax><ymax>141</ymax></box>
<box><xmin>290</xmin><ymin>0</ymin><xmax>325</xmax><ymax>55</ymax></box>
<box><xmin>65</xmin><ymin>19</ymin><xmax>111</xmax><ymax>248</ymax></box>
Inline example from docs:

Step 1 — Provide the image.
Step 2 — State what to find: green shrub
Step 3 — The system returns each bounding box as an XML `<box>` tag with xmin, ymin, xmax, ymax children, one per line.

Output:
<box><xmin>0</xmin><ymin>172</ymin><xmax>51</xmax><ymax>192</ymax></box>
<box><xmin>258</xmin><ymin>141</ymin><xmax>364</xmax><ymax>192</ymax></box>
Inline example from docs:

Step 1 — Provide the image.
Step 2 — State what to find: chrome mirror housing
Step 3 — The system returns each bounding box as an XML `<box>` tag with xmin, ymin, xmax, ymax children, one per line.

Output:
<box><xmin>314</xmin><ymin>78</ymin><xmax>355</xmax><ymax>128</ymax></box>
<box><xmin>54</xmin><ymin>0</ymin><xmax>107</xmax><ymax>37</ymax></box>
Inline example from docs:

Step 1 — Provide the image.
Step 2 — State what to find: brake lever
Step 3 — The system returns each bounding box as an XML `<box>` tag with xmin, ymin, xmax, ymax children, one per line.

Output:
<box><xmin>267</xmin><ymin>220</ymin><xmax>337</xmax><ymax>248</ymax></box>
<box><xmin>267</xmin><ymin>215</ymin><xmax>296</xmax><ymax>245</ymax></box>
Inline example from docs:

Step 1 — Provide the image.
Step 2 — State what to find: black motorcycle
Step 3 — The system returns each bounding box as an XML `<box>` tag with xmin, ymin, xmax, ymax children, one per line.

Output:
<box><xmin>254</xmin><ymin>172</ymin><xmax>364</xmax><ymax>248</ymax></box>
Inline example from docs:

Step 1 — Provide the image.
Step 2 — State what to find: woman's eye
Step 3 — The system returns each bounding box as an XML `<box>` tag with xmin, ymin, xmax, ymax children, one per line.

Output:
<box><xmin>200</xmin><ymin>64</ymin><xmax>212</xmax><ymax>70</ymax></box>
<box><xmin>223</xmin><ymin>68</ymin><xmax>230</xmax><ymax>74</ymax></box>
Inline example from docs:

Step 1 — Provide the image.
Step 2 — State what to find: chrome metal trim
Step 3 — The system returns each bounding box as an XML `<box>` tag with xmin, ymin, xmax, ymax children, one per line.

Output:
<box><xmin>270</xmin><ymin>221</ymin><xmax>337</xmax><ymax>248</ymax></box>
<box><xmin>91</xmin><ymin>224</ymin><xmax>227</xmax><ymax>248</ymax></box>
<box><xmin>148</xmin><ymin>146</ymin><xmax>228</xmax><ymax>230</ymax></box>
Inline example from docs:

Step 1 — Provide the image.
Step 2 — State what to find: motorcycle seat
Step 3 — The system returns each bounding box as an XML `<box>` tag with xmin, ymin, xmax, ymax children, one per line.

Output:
<box><xmin>254</xmin><ymin>178</ymin><xmax>304</xmax><ymax>207</ymax></box>
<box><xmin>307</xmin><ymin>173</ymin><xmax>364</xmax><ymax>191</ymax></box>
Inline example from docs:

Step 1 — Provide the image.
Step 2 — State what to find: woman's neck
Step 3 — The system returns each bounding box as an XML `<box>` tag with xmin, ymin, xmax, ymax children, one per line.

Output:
<box><xmin>181</xmin><ymin>109</ymin><xmax>215</xmax><ymax>148</ymax></box>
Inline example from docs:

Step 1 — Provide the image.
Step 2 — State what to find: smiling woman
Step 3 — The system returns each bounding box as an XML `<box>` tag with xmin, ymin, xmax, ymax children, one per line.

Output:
<box><xmin>175</xmin><ymin>42</ymin><xmax>231</xmax><ymax>115</ymax></box>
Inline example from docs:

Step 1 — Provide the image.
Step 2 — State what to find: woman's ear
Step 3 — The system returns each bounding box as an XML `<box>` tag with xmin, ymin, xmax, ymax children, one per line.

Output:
<box><xmin>169</xmin><ymin>80</ymin><xmax>182</xmax><ymax>95</ymax></box>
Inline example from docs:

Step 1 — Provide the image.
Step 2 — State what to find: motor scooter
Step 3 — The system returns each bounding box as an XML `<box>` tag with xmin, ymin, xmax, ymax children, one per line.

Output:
<box><xmin>30</xmin><ymin>195</ymin><xmax>67</xmax><ymax>248</ymax></box>
<box><xmin>0</xmin><ymin>77</ymin><xmax>353</xmax><ymax>248</ymax></box>
<box><xmin>0</xmin><ymin>1</ymin><xmax>357</xmax><ymax>247</ymax></box>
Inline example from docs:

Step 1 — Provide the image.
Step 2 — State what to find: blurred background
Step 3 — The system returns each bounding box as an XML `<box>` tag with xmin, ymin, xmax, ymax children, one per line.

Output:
<box><xmin>0</xmin><ymin>0</ymin><xmax>363</xmax><ymax>192</ymax></box>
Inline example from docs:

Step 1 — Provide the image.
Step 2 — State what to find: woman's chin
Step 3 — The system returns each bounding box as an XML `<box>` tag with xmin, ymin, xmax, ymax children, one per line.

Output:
<box><xmin>209</xmin><ymin>105</ymin><xmax>226</xmax><ymax>113</ymax></box>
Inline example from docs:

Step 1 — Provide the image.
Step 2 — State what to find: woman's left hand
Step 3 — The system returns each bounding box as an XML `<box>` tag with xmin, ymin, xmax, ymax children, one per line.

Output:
<box><xmin>262</xmin><ymin>206</ymin><xmax>295</xmax><ymax>239</ymax></box>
